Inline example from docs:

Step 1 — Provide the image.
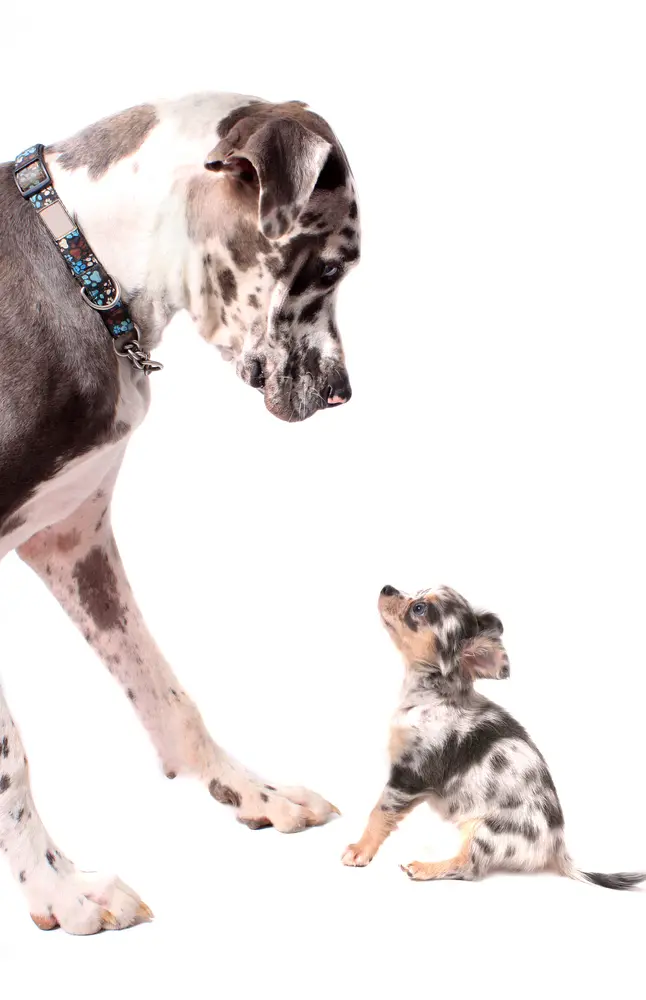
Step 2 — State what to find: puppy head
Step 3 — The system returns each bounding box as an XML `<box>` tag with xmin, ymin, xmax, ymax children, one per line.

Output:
<box><xmin>378</xmin><ymin>585</ymin><xmax>509</xmax><ymax>683</ymax></box>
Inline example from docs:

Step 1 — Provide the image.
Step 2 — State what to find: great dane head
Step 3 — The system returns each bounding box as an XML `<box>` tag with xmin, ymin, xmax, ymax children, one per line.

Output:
<box><xmin>186</xmin><ymin>101</ymin><xmax>360</xmax><ymax>422</ymax></box>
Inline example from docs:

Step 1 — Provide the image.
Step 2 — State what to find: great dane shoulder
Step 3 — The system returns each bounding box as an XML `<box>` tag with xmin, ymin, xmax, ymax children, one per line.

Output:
<box><xmin>0</xmin><ymin>92</ymin><xmax>359</xmax><ymax>934</ymax></box>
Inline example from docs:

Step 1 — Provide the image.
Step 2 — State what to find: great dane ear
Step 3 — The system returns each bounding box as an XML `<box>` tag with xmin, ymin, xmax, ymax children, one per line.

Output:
<box><xmin>460</xmin><ymin>611</ymin><xmax>509</xmax><ymax>680</ymax></box>
<box><xmin>205</xmin><ymin>117</ymin><xmax>331</xmax><ymax>240</ymax></box>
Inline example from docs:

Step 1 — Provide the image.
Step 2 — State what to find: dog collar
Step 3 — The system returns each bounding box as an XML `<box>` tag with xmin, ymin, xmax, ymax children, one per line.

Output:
<box><xmin>13</xmin><ymin>144</ymin><xmax>163</xmax><ymax>375</ymax></box>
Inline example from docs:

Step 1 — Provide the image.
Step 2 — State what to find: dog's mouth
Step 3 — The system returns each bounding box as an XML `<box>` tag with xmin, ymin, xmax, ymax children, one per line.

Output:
<box><xmin>237</xmin><ymin>355</ymin><xmax>351</xmax><ymax>423</ymax></box>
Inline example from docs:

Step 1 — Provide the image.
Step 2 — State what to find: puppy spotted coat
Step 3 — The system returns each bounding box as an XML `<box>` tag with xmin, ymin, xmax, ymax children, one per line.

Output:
<box><xmin>342</xmin><ymin>584</ymin><xmax>646</xmax><ymax>889</ymax></box>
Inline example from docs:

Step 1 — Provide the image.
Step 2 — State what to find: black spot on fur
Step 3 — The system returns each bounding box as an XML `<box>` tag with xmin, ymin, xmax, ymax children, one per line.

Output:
<box><xmin>403</xmin><ymin>606</ymin><xmax>420</xmax><ymax>632</ymax></box>
<box><xmin>19</xmin><ymin>870</ymin><xmax>26</xmax><ymax>883</ymax></box>
<box><xmin>127</xmin><ymin>688</ymin><xmax>136</xmax><ymax>702</ymax></box>
<box><xmin>0</xmin><ymin>737</ymin><xmax>8</xmax><ymax>758</ymax></box>
<box><xmin>389</xmin><ymin>713</ymin><xmax>531</xmax><ymax>797</ymax></box>
<box><xmin>349</xmin><ymin>200</ymin><xmax>358</xmax><ymax>220</ymax></box>
<box><xmin>490</xmin><ymin>751</ymin><xmax>508</xmax><ymax>772</ymax></box>
<box><xmin>260</xmin><ymin>792</ymin><xmax>269</xmax><ymax>803</ymax></box>
<box><xmin>500</xmin><ymin>793</ymin><xmax>523</xmax><ymax>809</ymax></box>
<box><xmin>45</xmin><ymin>850</ymin><xmax>57</xmax><ymax>870</ymax></box>
<box><xmin>238</xmin><ymin>816</ymin><xmax>273</xmax><ymax>830</ymax></box>
<box><xmin>209</xmin><ymin>779</ymin><xmax>241</xmax><ymax>808</ymax></box>
<box><xmin>537</xmin><ymin>794</ymin><xmax>564</xmax><ymax>829</ymax></box>
<box><xmin>218</xmin><ymin>268</ymin><xmax>237</xmax><ymax>305</ymax></box>
<box><xmin>474</xmin><ymin>837</ymin><xmax>494</xmax><ymax>855</ymax></box>
<box><xmin>340</xmin><ymin>244</ymin><xmax>359</xmax><ymax>264</ymax></box>
<box><xmin>0</xmin><ymin>775</ymin><xmax>10</xmax><ymax>793</ymax></box>
<box><xmin>485</xmin><ymin>815</ymin><xmax>539</xmax><ymax>842</ymax></box>
<box><xmin>299</xmin><ymin>296</ymin><xmax>325</xmax><ymax>324</ymax></box>
<box><xmin>248</xmin><ymin>294</ymin><xmax>260</xmax><ymax>309</ymax></box>
<box><xmin>72</xmin><ymin>547</ymin><xmax>127</xmax><ymax>633</ymax></box>
<box><xmin>315</xmin><ymin>151</ymin><xmax>346</xmax><ymax>191</ymax></box>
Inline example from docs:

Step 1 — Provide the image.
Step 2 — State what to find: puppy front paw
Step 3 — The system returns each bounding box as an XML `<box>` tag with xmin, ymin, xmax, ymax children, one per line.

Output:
<box><xmin>341</xmin><ymin>843</ymin><xmax>374</xmax><ymax>867</ymax></box>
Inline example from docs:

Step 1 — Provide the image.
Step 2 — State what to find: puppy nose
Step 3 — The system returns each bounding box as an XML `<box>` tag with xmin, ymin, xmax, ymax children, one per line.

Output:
<box><xmin>326</xmin><ymin>373</ymin><xmax>352</xmax><ymax>407</ymax></box>
<box><xmin>381</xmin><ymin>585</ymin><xmax>399</xmax><ymax>597</ymax></box>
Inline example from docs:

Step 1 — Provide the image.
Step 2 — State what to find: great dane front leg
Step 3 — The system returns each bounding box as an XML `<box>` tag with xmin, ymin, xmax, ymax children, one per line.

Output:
<box><xmin>18</xmin><ymin>491</ymin><xmax>338</xmax><ymax>833</ymax></box>
<box><xmin>0</xmin><ymin>683</ymin><xmax>151</xmax><ymax>933</ymax></box>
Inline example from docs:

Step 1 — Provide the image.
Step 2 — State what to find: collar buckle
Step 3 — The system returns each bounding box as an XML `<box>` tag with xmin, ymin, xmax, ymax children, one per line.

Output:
<box><xmin>14</xmin><ymin>144</ymin><xmax>52</xmax><ymax>199</ymax></box>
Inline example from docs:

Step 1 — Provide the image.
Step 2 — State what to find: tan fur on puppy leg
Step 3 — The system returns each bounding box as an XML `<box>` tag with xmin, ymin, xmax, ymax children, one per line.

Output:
<box><xmin>342</xmin><ymin>799</ymin><xmax>415</xmax><ymax>867</ymax></box>
<box><xmin>402</xmin><ymin>819</ymin><xmax>481</xmax><ymax>881</ymax></box>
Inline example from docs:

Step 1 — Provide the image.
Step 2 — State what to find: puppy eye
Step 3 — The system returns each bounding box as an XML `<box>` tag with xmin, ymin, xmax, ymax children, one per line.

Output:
<box><xmin>320</xmin><ymin>262</ymin><xmax>340</xmax><ymax>281</ymax></box>
<box><xmin>412</xmin><ymin>602</ymin><xmax>427</xmax><ymax>616</ymax></box>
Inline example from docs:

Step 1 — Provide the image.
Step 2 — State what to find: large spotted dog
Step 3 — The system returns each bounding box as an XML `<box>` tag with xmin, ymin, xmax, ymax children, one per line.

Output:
<box><xmin>0</xmin><ymin>94</ymin><xmax>360</xmax><ymax>934</ymax></box>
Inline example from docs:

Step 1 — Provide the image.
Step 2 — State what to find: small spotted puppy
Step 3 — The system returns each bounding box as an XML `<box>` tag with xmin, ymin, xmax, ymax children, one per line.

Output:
<box><xmin>342</xmin><ymin>584</ymin><xmax>645</xmax><ymax>889</ymax></box>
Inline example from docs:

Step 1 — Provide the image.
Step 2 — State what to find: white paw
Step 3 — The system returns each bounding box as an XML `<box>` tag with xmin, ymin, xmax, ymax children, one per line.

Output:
<box><xmin>341</xmin><ymin>844</ymin><xmax>374</xmax><ymax>867</ymax></box>
<box><xmin>24</xmin><ymin>863</ymin><xmax>152</xmax><ymax>935</ymax></box>
<box><xmin>208</xmin><ymin>777</ymin><xmax>340</xmax><ymax>834</ymax></box>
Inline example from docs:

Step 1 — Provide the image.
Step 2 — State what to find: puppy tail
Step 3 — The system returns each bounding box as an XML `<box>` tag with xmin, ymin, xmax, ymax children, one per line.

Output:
<box><xmin>558</xmin><ymin>853</ymin><xmax>646</xmax><ymax>890</ymax></box>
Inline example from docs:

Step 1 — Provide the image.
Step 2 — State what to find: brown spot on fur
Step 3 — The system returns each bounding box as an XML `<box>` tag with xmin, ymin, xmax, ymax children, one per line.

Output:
<box><xmin>72</xmin><ymin>546</ymin><xmax>127</xmax><ymax>632</ymax></box>
<box><xmin>217</xmin><ymin>268</ymin><xmax>237</xmax><ymax>305</ymax></box>
<box><xmin>95</xmin><ymin>508</ymin><xmax>108</xmax><ymax>533</ymax></box>
<box><xmin>50</xmin><ymin>105</ymin><xmax>158</xmax><ymax>180</ymax></box>
<box><xmin>237</xmin><ymin>816</ymin><xmax>273</xmax><ymax>830</ymax></box>
<box><xmin>209</xmin><ymin>779</ymin><xmax>241</xmax><ymax>808</ymax></box>
<box><xmin>226</xmin><ymin>223</ymin><xmax>270</xmax><ymax>271</ymax></box>
<box><xmin>56</xmin><ymin>528</ymin><xmax>81</xmax><ymax>553</ymax></box>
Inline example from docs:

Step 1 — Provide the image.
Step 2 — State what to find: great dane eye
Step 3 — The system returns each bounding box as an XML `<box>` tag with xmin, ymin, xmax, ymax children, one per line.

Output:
<box><xmin>412</xmin><ymin>602</ymin><xmax>427</xmax><ymax>616</ymax></box>
<box><xmin>320</xmin><ymin>263</ymin><xmax>340</xmax><ymax>282</ymax></box>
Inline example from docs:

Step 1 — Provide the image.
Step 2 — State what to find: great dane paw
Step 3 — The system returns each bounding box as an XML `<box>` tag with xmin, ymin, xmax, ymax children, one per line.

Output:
<box><xmin>25</xmin><ymin>866</ymin><xmax>153</xmax><ymax>935</ymax></box>
<box><xmin>341</xmin><ymin>844</ymin><xmax>374</xmax><ymax>867</ymax></box>
<box><xmin>239</xmin><ymin>785</ymin><xmax>340</xmax><ymax>833</ymax></box>
<box><xmin>209</xmin><ymin>778</ymin><xmax>339</xmax><ymax>833</ymax></box>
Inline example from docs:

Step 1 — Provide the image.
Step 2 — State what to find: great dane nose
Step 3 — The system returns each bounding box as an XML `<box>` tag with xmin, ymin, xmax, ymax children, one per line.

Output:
<box><xmin>326</xmin><ymin>373</ymin><xmax>352</xmax><ymax>407</ymax></box>
<box><xmin>381</xmin><ymin>585</ymin><xmax>399</xmax><ymax>597</ymax></box>
<box><xmin>248</xmin><ymin>358</ymin><xmax>265</xmax><ymax>390</ymax></box>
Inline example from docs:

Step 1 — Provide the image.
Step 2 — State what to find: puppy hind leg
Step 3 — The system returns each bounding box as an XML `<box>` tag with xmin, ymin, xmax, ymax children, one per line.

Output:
<box><xmin>402</xmin><ymin>819</ymin><xmax>491</xmax><ymax>882</ymax></box>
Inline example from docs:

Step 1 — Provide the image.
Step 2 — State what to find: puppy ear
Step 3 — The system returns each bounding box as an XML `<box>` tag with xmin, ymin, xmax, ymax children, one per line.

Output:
<box><xmin>205</xmin><ymin>115</ymin><xmax>331</xmax><ymax>240</ymax></box>
<box><xmin>461</xmin><ymin>612</ymin><xmax>509</xmax><ymax>679</ymax></box>
<box><xmin>475</xmin><ymin>611</ymin><xmax>503</xmax><ymax>637</ymax></box>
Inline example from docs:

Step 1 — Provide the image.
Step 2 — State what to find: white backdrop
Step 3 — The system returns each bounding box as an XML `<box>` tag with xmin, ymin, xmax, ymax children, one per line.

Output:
<box><xmin>1</xmin><ymin>2</ymin><xmax>645</xmax><ymax>996</ymax></box>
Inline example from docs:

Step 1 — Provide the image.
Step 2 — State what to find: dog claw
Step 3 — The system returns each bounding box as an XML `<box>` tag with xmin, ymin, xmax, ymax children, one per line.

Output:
<box><xmin>100</xmin><ymin>909</ymin><xmax>119</xmax><ymax>929</ymax></box>
<box><xmin>137</xmin><ymin>902</ymin><xmax>154</xmax><ymax>921</ymax></box>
